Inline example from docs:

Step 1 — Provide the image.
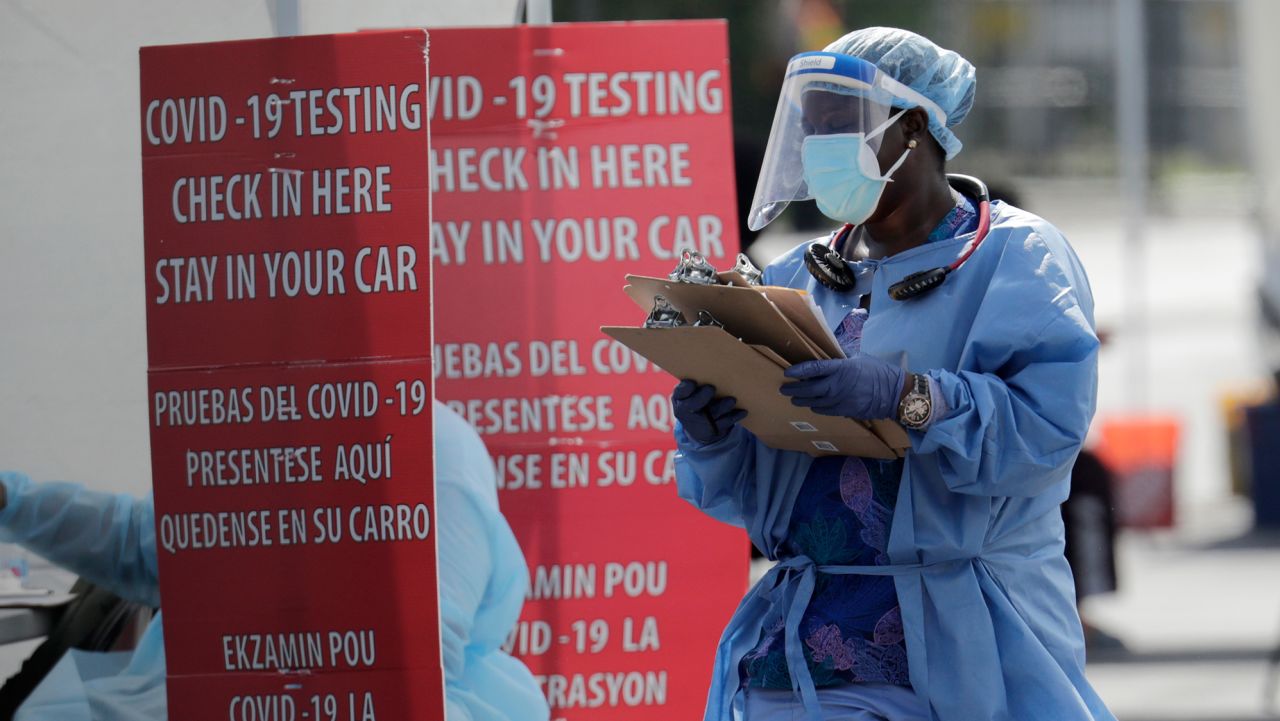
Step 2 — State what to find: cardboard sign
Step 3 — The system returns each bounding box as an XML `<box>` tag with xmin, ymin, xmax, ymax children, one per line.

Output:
<box><xmin>142</xmin><ymin>33</ymin><xmax>432</xmax><ymax>370</ymax></box>
<box><xmin>428</xmin><ymin>22</ymin><xmax>749</xmax><ymax>719</ymax></box>
<box><xmin>140</xmin><ymin>31</ymin><xmax>441</xmax><ymax>720</ymax></box>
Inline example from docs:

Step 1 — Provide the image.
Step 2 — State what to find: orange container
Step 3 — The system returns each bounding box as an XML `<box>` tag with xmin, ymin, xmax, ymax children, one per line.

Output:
<box><xmin>1094</xmin><ymin>416</ymin><xmax>1181</xmax><ymax>529</ymax></box>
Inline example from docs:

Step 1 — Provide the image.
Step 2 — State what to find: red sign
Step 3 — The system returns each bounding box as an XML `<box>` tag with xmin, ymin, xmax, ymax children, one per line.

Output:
<box><xmin>429</xmin><ymin>22</ymin><xmax>748</xmax><ymax>719</ymax></box>
<box><xmin>142</xmin><ymin>32</ymin><xmax>432</xmax><ymax>370</ymax></box>
<box><xmin>140</xmin><ymin>31</ymin><xmax>441</xmax><ymax>720</ymax></box>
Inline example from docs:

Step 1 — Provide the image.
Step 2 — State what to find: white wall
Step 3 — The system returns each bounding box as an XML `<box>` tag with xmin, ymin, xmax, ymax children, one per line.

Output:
<box><xmin>0</xmin><ymin>1</ymin><xmax>514</xmax><ymax>495</ymax></box>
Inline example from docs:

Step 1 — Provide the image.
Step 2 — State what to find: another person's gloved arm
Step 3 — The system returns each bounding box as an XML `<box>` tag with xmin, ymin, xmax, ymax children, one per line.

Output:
<box><xmin>0</xmin><ymin>472</ymin><xmax>159</xmax><ymax>607</ymax></box>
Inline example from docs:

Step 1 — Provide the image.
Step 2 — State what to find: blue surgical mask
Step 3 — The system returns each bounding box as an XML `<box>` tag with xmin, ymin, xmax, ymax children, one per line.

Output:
<box><xmin>802</xmin><ymin>109</ymin><xmax>912</xmax><ymax>225</ymax></box>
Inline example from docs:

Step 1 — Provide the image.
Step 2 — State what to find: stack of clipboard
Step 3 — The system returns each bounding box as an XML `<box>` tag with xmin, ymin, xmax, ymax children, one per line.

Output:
<box><xmin>602</xmin><ymin>272</ymin><xmax>910</xmax><ymax>459</ymax></box>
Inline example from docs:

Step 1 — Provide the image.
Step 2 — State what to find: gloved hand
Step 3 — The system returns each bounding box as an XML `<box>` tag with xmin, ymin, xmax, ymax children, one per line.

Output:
<box><xmin>779</xmin><ymin>355</ymin><xmax>906</xmax><ymax>420</ymax></box>
<box><xmin>672</xmin><ymin>380</ymin><xmax>747</xmax><ymax>445</ymax></box>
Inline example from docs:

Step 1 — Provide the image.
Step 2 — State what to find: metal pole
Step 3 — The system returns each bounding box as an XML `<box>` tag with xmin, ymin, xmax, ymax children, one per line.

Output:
<box><xmin>1115</xmin><ymin>0</ymin><xmax>1149</xmax><ymax>411</ymax></box>
<box><xmin>527</xmin><ymin>0</ymin><xmax>552</xmax><ymax>25</ymax></box>
<box><xmin>273</xmin><ymin>0</ymin><xmax>299</xmax><ymax>37</ymax></box>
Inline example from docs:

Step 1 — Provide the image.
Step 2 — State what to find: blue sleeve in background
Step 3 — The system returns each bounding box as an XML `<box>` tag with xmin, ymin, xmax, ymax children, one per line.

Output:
<box><xmin>0</xmin><ymin>472</ymin><xmax>159</xmax><ymax>608</ymax></box>
<box><xmin>434</xmin><ymin>402</ymin><xmax>550</xmax><ymax>721</ymax></box>
<box><xmin>3</xmin><ymin>402</ymin><xmax>549</xmax><ymax>721</ymax></box>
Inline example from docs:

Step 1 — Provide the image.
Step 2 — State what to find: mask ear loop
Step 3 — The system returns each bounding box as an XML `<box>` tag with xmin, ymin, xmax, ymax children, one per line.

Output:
<box><xmin>866</xmin><ymin>107</ymin><xmax>910</xmax><ymax>140</ymax></box>
<box><xmin>867</xmin><ymin>108</ymin><xmax>916</xmax><ymax>182</ymax></box>
<box><xmin>876</xmin><ymin>141</ymin><xmax>913</xmax><ymax>182</ymax></box>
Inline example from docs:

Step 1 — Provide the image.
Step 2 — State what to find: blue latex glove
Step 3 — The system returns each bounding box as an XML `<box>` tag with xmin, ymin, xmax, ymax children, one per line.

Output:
<box><xmin>780</xmin><ymin>355</ymin><xmax>907</xmax><ymax>420</ymax></box>
<box><xmin>673</xmin><ymin>380</ymin><xmax>747</xmax><ymax>445</ymax></box>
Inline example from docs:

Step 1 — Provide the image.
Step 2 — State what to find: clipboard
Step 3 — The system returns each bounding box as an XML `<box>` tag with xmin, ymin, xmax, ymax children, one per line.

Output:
<box><xmin>623</xmin><ymin>275</ymin><xmax>832</xmax><ymax>365</ymax></box>
<box><xmin>603</xmin><ymin>326</ymin><xmax>901</xmax><ymax>458</ymax></box>
<box><xmin>754</xmin><ymin>286</ymin><xmax>844</xmax><ymax>359</ymax></box>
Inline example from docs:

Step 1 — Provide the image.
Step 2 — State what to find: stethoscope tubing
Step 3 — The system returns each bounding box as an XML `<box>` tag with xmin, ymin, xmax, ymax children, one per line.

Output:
<box><xmin>822</xmin><ymin>174</ymin><xmax>992</xmax><ymax>291</ymax></box>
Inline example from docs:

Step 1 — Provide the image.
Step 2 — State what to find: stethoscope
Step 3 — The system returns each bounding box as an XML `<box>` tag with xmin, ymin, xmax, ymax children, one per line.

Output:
<box><xmin>803</xmin><ymin>174</ymin><xmax>992</xmax><ymax>301</ymax></box>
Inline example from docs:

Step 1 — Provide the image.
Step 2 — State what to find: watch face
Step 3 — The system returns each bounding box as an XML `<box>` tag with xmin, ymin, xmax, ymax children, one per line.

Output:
<box><xmin>901</xmin><ymin>396</ymin><xmax>931</xmax><ymax>426</ymax></box>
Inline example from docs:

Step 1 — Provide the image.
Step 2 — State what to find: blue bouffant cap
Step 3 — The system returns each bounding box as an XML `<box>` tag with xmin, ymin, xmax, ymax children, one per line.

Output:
<box><xmin>824</xmin><ymin>27</ymin><xmax>976</xmax><ymax>159</ymax></box>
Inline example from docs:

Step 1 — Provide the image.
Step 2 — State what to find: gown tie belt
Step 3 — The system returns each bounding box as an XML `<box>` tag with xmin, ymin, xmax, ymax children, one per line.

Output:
<box><xmin>707</xmin><ymin>553</ymin><xmax>971</xmax><ymax>721</ymax></box>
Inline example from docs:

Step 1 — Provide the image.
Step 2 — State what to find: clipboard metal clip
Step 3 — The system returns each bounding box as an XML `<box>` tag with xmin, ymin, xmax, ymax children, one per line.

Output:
<box><xmin>644</xmin><ymin>295</ymin><xmax>687</xmax><ymax>328</ymax></box>
<box><xmin>668</xmin><ymin>250</ymin><xmax>719</xmax><ymax>285</ymax></box>
<box><xmin>693</xmin><ymin>310</ymin><xmax>724</xmax><ymax>329</ymax></box>
<box><xmin>731</xmin><ymin>253</ymin><xmax>764</xmax><ymax>286</ymax></box>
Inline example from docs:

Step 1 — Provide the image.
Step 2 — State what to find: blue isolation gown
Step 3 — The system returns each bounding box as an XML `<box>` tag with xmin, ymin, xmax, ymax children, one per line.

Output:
<box><xmin>674</xmin><ymin>202</ymin><xmax>1115</xmax><ymax>721</ymax></box>
<box><xmin>0</xmin><ymin>400</ymin><xmax>548</xmax><ymax>721</ymax></box>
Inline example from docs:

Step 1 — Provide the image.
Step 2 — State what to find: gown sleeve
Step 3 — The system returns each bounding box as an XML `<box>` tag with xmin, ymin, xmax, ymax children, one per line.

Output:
<box><xmin>671</xmin><ymin>244</ymin><xmax>828</xmax><ymax>549</ymax></box>
<box><xmin>0</xmin><ymin>472</ymin><xmax>160</xmax><ymax>607</ymax></box>
<box><xmin>912</xmin><ymin>229</ymin><xmax>1099</xmax><ymax>498</ymax></box>
<box><xmin>673</xmin><ymin>425</ymin><xmax>760</xmax><ymax>529</ymax></box>
<box><xmin>433</xmin><ymin>402</ymin><xmax>550</xmax><ymax>721</ymax></box>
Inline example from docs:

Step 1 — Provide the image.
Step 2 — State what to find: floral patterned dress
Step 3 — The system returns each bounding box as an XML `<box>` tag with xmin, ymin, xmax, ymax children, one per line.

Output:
<box><xmin>741</xmin><ymin>193</ymin><xmax>978</xmax><ymax>692</ymax></box>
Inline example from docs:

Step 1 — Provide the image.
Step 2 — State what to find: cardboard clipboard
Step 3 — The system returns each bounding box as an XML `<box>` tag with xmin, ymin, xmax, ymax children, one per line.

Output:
<box><xmin>623</xmin><ymin>276</ymin><xmax>829</xmax><ymax>365</ymax></box>
<box><xmin>603</xmin><ymin>325</ymin><xmax>906</xmax><ymax>459</ymax></box>
<box><xmin>754</xmin><ymin>286</ymin><xmax>844</xmax><ymax>359</ymax></box>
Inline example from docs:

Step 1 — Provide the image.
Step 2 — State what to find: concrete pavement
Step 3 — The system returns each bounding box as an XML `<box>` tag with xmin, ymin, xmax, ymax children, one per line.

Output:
<box><xmin>1085</xmin><ymin>499</ymin><xmax>1280</xmax><ymax>721</ymax></box>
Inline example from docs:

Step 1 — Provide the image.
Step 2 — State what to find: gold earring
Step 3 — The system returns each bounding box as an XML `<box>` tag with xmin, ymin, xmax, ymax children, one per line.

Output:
<box><xmin>907</xmin><ymin>139</ymin><xmax>919</xmax><ymax>149</ymax></box>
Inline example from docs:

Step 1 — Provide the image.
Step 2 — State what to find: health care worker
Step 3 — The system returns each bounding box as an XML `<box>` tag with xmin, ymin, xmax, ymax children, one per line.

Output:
<box><xmin>671</xmin><ymin>28</ymin><xmax>1115</xmax><ymax>721</ymax></box>
<box><xmin>0</xmin><ymin>401</ymin><xmax>548</xmax><ymax>721</ymax></box>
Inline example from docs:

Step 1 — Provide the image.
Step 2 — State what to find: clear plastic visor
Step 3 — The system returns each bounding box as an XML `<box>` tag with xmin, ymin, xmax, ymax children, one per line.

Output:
<box><xmin>747</xmin><ymin>56</ymin><xmax>897</xmax><ymax>231</ymax></box>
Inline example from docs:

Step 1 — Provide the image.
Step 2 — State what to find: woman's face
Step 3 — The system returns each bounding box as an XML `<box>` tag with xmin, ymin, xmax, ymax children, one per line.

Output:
<box><xmin>867</xmin><ymin>107</ymin><xmax>934</xmax><ymax>221</ymax></box>
<box><xmin>799</xmin><ymin>91</ymin><xmax>909</xmax><ymax>178</ymax></box>
<box><xmin>871</xmin><ymin>108</ymin><xmax>910</xmax><ymax>175</ymax></box>
<box><xmin>800</xmin><ymin>91</ymin><xmax>886</xmax><ymax>137</ymax></box>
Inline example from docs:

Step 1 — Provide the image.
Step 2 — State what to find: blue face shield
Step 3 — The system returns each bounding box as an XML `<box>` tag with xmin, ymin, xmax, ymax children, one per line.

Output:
<box><xmin>800</xmin><ymin>107</ymin><xmax>911</xmax><ymax>225</ymax></box>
